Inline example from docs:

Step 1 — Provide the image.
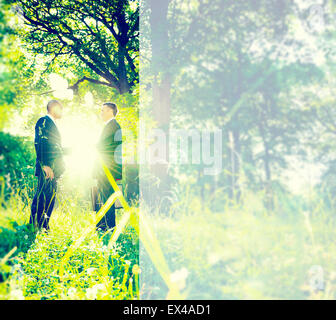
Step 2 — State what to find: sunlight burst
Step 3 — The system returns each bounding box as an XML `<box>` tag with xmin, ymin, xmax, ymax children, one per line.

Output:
<box><xmin>49</xmin><ymin>73</ymin><xmax>73</xmax><ymax>100</ymax></box>
<box><xmin>59</xmin><ymin>115</ymin><xmax>101</xmax><ymax>177</ymax></box>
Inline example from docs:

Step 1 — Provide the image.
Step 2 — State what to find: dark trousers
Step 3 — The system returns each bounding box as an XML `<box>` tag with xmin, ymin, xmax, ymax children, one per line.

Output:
<box><xmin>96</xmin><ymin>181</ymin><xmax>116</xmax><ymax>232</ymax></box>
<box><xmin>30</xmin><ymin>174</ymin><xmax>57</xmax><ymax>230</ymax></box>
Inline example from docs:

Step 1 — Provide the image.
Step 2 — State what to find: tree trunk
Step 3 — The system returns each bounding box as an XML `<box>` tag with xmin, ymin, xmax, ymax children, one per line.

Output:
<box><xmin>117</xmin><ymin>45</ymin><xmax>130</xmax><ymax>94</ymax></box>
<box><xmin>258</xmin><ymin>108</ymin><xmax>274</xmax><ymax>210</ymax></box>
<box><xmin>227</xmin><ymin>127</ymin><xmax>241</xmax><ymax>202</ymax></box>
<box><xmin>148</xmin><ymin>0</ymin><xmax>172</xmax><ymax>212</ymax></box>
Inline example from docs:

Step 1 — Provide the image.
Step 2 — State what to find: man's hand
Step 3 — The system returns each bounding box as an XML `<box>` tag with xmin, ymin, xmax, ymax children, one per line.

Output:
<box><xmin>43</xmin><ymin>166</ymin><xmax>54</xmax><ymax>180</ymax></box>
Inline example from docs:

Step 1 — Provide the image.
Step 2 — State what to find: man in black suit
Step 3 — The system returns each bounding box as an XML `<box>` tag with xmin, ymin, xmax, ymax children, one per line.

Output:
<box><xmin>30</xmin><ymin>100</ymin><xmax>66</xmax><ymax>231</ymax></box>
<box><xmin>94</xmin><ymin>102</ymin><xmax>122</xmax><ymax>233</ymax></box>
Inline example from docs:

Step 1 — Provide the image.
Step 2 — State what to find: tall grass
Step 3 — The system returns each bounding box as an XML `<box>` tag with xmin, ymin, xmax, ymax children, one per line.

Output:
<box><xmin>0</xmin><ymin>189</ymin><xmax>139</xmax><ymax>300</ymax></box>
<box><xmin>2</xmin><ymin>172</ymin><xmax>336</xmax><ymax>299</ymax></box>
<box><xmin>139</xmin><ymin>188</ymin><xmax>336</xmax><ymax>299</ymax></box>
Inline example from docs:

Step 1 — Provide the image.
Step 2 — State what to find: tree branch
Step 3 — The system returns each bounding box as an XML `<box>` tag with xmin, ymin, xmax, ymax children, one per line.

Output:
<box><xmin>68</xmin><ymin>76</ymin><xmax>117</xmax><ymax>93</ymax></box>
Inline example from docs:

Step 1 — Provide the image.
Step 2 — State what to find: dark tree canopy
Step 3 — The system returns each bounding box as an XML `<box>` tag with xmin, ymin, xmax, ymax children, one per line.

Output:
<box><xmin>11</xmin><ymin>0</ymin><xmax>139</xmax><ymax>94</ymax></box>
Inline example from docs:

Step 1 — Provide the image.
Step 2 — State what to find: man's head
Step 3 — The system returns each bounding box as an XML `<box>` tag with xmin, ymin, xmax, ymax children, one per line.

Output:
<box><xmin>101</xmin><ymin>102</ymin><xmax>118</xmax><ymax>122</ymax></box>
<box><xmin>47</xmin><ymin>100</ymin><xmax>63</xmax><ymax>119</ymax></box>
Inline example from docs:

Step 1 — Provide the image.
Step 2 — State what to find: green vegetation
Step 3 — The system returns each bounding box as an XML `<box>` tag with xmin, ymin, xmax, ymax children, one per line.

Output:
<box><xmin>2</xmin><ymin>0</ymin><xmax>336</xmax><ymax>300</ymax></box>
<box><xmin>0</xmin><ymin>193</ymin><xmax>139</xmax><ymax>300</ymax></box>
<box><xmin>139</xmin><ymin>188</ymin><xmax>336</xmax><ymax>300</ymax></box>
<box><xmin>0</xmin><ymin>132</ymin><xmax>35</xmax><ymax>199</ymax></box>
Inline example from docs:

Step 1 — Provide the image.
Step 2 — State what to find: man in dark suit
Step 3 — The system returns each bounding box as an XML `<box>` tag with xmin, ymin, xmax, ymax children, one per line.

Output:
<box><xmin>30</xmin><ymin>100</ymin><xmax>66</xmax><ymax>231</ymax></box>
<box><xmin>94</xmin><ymin>102</ymin><xmax>122</xmax><ymax>233</ymax></box>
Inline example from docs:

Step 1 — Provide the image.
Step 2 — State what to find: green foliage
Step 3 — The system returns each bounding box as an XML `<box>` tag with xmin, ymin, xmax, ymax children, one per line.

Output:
<box><xmin>0</xmin><ymin>132</ymin><xmax>35</xmax><ymax>200</ymax></box>
<box><xmin>8</xmin><ymin>0</ymin><xmax>139</xmax><ymax>94</ymax></box>
<box><xmin>140</xmin><ymin>188</ymin><xmax>336</xmax><ymax>299</ymax></box>
<box><xmin>0</xmin><ymin>2</ymin><xmax>33</xmax><ymax>129</ymax></box>
<box><xmin>0</xmin><ymin>222</ymin><xmax>35</xmax><ymax>260</ymax></box>
<box><xmin>2</xmin><ymin>0</ymin><xmax>336</xmax><ymax>301</ymax></box>
<box><xmin>0</xmin><ymin>193</ymin><xmax>139</xmax><ymax>300</ymax></box>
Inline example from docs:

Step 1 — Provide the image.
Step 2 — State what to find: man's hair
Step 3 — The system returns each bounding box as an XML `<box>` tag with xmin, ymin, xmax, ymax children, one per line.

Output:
<box><xmin>103</xmin><ymin>102</ymin><xmax>118</xmax><ymax>116</ymax></box>
<box><xmin>47</xmin><ymin>100</ymin><xmax>62</xmax><ymax>112</ymax></box>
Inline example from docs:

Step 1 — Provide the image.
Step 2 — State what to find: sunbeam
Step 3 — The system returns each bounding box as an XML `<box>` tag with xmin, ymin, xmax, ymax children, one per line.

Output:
<box><xmin>59</xmin><ymin>115</ymin><xmax>101</xmax><ymax>177</ymax></box>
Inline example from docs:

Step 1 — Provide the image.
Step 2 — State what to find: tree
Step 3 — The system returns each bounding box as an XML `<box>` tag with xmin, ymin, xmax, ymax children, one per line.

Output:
<box><xmin>163</xmin><ymin>0</ymin><xmax>293</xmax><ymax>201</ymax></box>
<box><xmin>9</xmin><ymin>0</ymin><xmax>139</xmax><ymax>94</ymax></box>
<box><xmin>0</xmin><ymin>0</ymin><xmax>32</xmax><ymax>128</ymax></box>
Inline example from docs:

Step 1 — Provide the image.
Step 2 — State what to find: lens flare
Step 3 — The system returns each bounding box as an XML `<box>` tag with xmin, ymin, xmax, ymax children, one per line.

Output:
<box><xmin>58</xmin><ymin>115</ymin><xmax>101</xmax><ymax>177</ymax></box>
<box><xmin>49</xmin><ymin>73</ymin><xmax>73</xmax><ymax>100</ymax></box>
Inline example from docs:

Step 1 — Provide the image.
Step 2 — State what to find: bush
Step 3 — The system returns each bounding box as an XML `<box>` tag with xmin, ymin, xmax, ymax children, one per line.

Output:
<box><xmin>0</xmin><ymin>132</ymin><xmax>35</xmax><ymax>201</ymax></box>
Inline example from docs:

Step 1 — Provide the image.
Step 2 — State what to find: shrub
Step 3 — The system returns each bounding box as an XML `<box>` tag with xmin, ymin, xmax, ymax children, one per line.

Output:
<box><xmin>0</xmin><ymin>132</ymin><xmax>35</xmax><ymax>201</ymax></box>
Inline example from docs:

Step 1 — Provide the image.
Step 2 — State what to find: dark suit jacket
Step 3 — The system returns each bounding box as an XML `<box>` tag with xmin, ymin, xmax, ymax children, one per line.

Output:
<box><xmin>95</xmin><ymin>118</ymin><xmax>122</xmax><ymax>183</ymax></box>
<box><xmin>34</xmin><ymin>116</ymin><xmax>65</xmax><ymax>179</ymax></box>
